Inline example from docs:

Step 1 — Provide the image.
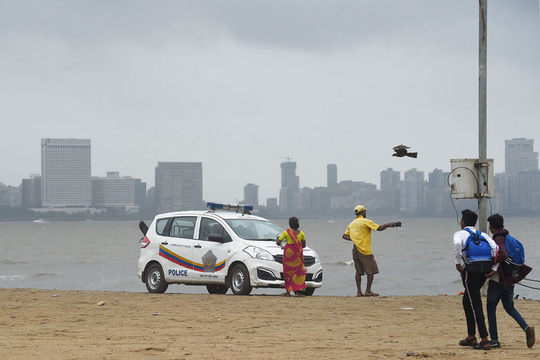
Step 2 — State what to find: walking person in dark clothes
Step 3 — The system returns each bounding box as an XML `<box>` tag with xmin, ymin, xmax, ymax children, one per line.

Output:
<box><xmin>453</xmin><ymin>209</ymin><xmax>498</xmax><ymax>350</ymax></box>
<box><xmin>486</xmin><ymin>213</ymin><xmax>535</xmax><ymax>348</ymax></box>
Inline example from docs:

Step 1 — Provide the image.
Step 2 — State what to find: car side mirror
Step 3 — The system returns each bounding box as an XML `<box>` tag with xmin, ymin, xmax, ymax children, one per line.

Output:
<box><xmin>208</xmin><ymin>233</ymin><xmax>232</xmax><ymax>243</ymax></box>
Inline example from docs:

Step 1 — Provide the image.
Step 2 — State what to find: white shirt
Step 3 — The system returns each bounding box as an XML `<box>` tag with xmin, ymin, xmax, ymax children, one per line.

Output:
<box><xmin>453</xmin><ymin>226</ymin><xmax>498</xmax><ymax>268</ymax></box>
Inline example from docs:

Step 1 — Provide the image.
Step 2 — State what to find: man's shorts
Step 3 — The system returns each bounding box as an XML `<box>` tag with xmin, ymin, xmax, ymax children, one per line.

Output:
<box><xmin>352</xmin><ymin>246</ymin><xmax>379</xmax><ymax>275</ymax></box>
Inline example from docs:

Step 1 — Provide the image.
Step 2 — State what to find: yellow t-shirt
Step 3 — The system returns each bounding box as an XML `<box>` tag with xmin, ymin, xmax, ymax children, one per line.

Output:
<box><xmin>279</xmin><ymin>230</ymin><xmax>306</xmax><ymax>244</ymax></box>
<box><xmin>344</xmin><ymin>216</ymin><xmax>379</xmax><ymax>255</ymax></box>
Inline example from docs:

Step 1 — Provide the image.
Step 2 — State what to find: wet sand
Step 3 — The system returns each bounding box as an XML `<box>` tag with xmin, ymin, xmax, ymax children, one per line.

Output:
<box><xmin>1</xmin><ymin>288</ymin><xmax>538</xmax><ymax>359</ymax></box>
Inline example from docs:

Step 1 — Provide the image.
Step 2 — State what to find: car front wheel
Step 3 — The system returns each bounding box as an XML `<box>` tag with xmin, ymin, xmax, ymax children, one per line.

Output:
<box><xmin>229</xmin><ymin>264</ymin><xmax>252</xmax><ymax>295</ymax></box>
<box><xmin>301</xmin><ymin>287</ymin><xmax>315</xmax><ymax>296</ymax></box>
<box><xmin>145</xmin><ymin>263</ymin><xmax>169</xmax><ymax>293</ymax></box>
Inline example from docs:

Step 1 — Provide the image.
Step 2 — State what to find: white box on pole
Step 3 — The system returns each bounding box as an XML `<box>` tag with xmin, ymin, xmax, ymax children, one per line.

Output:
<box><xmin>450</xmin><ymin>158</ymin><xmax>494</xmax><ymax>199</ymax></box>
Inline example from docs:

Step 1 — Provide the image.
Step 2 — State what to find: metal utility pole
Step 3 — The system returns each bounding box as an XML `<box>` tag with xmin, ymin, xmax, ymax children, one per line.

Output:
<box><xmin>478</xmin><ymin>0</ymin><xmax>488</xmax><ymax>232</ymax></box>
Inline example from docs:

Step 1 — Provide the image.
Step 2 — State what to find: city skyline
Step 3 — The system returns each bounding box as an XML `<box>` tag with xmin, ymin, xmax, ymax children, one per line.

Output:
<box><xmin>1</xmin><ymin>137</ymin><xmax>539</xmax><ymax>206</ymax></box>
<box><xmin>2</xmin><ymin>136</ymin><xmax>540</xmax><ymax>217</ymax></box>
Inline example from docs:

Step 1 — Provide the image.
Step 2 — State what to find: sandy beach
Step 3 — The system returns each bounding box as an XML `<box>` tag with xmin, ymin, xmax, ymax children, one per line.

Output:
<box><xmin>1</xmin><ymin>288</ymin><xmax>538</xmax><ymax>359</ymax></box>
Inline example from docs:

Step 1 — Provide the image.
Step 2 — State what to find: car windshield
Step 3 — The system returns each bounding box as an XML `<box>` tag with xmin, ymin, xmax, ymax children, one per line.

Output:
<box><xmin>226</xmin><ymin>219</ymin><xmax>283</xmax><ymax>241</ymax></box>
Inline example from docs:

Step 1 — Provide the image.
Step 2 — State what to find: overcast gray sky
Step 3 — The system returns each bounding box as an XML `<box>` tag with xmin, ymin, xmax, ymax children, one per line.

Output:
<box><xmin>1</xmin><ymin>1</ymin><xmax>539</xmax><ymax>204</ymax></box>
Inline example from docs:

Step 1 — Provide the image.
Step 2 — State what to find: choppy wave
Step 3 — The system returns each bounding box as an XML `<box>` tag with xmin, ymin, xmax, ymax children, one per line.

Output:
<box><xmin>32</xmin><ymin>219</ymin><xmax>50</xmax><ymax>224</ymax></box>
<box><xmin>0</xmin><ymin>259</ymin><xmax>28</xmax><ymax>265</ymax></box>
<box><xmin>34</xmin><ymin>272</ymin><xmax>62</xmax><ymax>278</ymax></box>
<box><xmin>0</xmin><ymin>275</ymin><xmax>28</xmax><ymax>282</ymax></box>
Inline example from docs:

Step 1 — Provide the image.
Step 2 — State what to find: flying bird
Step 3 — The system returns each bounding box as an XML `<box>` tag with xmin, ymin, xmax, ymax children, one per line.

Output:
<box><xmin>392</xmin><ymin>144</ymin><xmax>418</xmax><ymax>158</ymax></box>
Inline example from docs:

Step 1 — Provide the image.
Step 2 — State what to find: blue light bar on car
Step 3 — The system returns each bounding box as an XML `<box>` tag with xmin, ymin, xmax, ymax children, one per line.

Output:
<box><xmin>206</xmin><ymin>202</ymin><xmax>253</xmax><ymax>212</ymax></box>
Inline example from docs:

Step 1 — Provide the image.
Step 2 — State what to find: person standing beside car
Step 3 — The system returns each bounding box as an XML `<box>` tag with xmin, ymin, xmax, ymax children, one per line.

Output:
<box><xmin>276</xmin><ymin>216</ymin><xmax>307</xmax><ymax>297</ymax></box>
<box><xmin>342</xmin><ymin>205</ymin><xmax>400</xmax><ymax>297</ymax></box>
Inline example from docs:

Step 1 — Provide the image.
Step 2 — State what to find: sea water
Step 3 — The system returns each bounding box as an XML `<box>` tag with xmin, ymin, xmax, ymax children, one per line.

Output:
<box><xmin>1</xmin><ymin>216</ymin><xmax>539</xmax><ymax>299</ymax></box>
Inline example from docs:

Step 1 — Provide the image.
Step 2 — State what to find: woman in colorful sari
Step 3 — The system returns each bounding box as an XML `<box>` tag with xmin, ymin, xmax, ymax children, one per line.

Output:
<box><xmin>276</xmin><ymin>216</ymin><xmax>307</xmax><ymax>297</ymax></box>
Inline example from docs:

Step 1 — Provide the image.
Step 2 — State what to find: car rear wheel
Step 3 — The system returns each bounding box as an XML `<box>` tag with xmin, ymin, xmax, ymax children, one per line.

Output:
<box><xmin>229</xmin><ymin>264</ymin><xmax>252</xmax><ymax>295</ymax></box>
<box><xmin>145</xmin><ymin>263</ymin><xmax>169</xmax><ymax>293</ymax></box>
<box><xmin>206</xmin><ymin>284</ymin><xmax>229</xmax><ymax>294</ymax></box>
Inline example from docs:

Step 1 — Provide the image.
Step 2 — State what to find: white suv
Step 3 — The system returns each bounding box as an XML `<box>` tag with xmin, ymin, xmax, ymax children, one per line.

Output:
<box><xmin>137</xmin><ymin>203</ymin><xmax>323</xmax><ymax>295</ymax></box>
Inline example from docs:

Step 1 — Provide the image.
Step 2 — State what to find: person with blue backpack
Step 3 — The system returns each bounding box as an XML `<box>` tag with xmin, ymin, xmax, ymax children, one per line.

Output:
<box><xmin>486</xmin><ymin>213</ymin><xmax>534</xmax><ymax>349</ymax></box>
<box><xmin>453</xmin><ymin>209</ymin><xmax>498</xmax><ymax>350</ymax></box>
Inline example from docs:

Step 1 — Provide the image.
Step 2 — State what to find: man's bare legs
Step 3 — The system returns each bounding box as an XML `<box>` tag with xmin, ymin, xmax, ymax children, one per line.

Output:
<box><xmin>355</xmin><ymin>272</ymin><xmax>363</xmax><ymax>296</ymax></box>
<box><xmin>365</xmin><ymin>274</ymin><xmax>379</xmax><ymax>296</ymax></box>
<box><xmin>356</xmin><ymin>273</ymin><xmax>379</xmax><ymax>297</ymax></box>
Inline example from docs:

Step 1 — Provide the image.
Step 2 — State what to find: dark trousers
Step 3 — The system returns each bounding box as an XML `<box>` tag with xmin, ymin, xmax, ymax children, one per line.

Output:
<box><xmin>487</xmin><ymin>280</ymin><xmax>528</xmax><ymax>341</ymax></box>
<box><xmin>462</xmin><ymin>271</ymin><xmax>488</xmax><ymax>338</ymax></box>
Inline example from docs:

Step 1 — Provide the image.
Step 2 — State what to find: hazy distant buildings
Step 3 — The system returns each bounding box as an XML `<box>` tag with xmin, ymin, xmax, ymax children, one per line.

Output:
<box><xmin>517</xmin><ymin>171</ymin><xmax>540</xmax><ymax>212</ymax></box>
<box><xmin>134</xmin><ymin>179</ymin><xmax>147</xmax><ymax>211</ymax></box>
<box><xmin>7</xmin><ymin>136</ymin><xmax>540</xmax><ymax>218</ymax></box>
<box><xmin>380</xmin><ymin>168</ymin><xmax>400</xmax><ymax>213</ymax></box>
<box><xmin>495</xmin><ymin>138</ymin><xmax>540</xmax><ymax>214</ymax></box>
<box><xmin>327</xmin><ymin>164</ymin><xmax>337</xmax><ymax>189</ymax></box>
<box><xmin>270</xmin><ymin>160</ymin><xmax>441</xmax><ymax>216</ymax></box>
<box><xmin>155</xmin><ymin>162</ymin><xmax>203</xmax><ymax>213</ymax></box>
<box><xmin>243</xmin><ymin>183</ymin><xmax>259</xmax><ymax>207</ymax></box>
<box><xmin>22</xmin><ymin>175</ymin><xmax>41</xmax><ymax>208</ymax></box>
<box><xmin>400</xmin><ymin>168</ymin><xmax>425</xmax><ymax>213</ymax></box>
<box><xmin>279</xmin><ymin>161</ymin><xmax>299</xmax><ymax>213</ymax></box>
<box><xmin>330</xmin><ymin>180</ymin><xmax>377</xmax><ymax>211</ymax></box>
<box><xmin>281</xmin><ymin>161</ymin><xmax>300</xmax><ymax>191</ymax></box>
<box><xmin>0</xmin><ymin>183</ymin><xmax>21</xmax><ymax>207</ymax></box>
<box><xmin>425</xmin><ymin>168</ymin><xmax>452</xmax><ymax>216</ymax></box>
<box><xmin>266</xmin><ymin>197</ymin><xmax>278</xmax><ymax>212</ymax></box>
<box><xmin>292</xmin><ymin>188</ymin><xmax>311</xmax><ymax>212</ymax></box>
<box><xmin>41</xmin><ymin>138</ymin><xmax>91</xmax><ymax>208</ymax></box>
<box><xmin>92</xmin><ymin>172</ymin><xmax>140</xmax><ymax>211</ymax></box>
<box><xmin>505</xmin><ymin>138</ymin><xmax>538</xmax><ymax>174</ymax></box>
<box><xmin>428</xmin><ymin>168</ymin><xmax>448</xmax><ymax>189</ymax></box>
<box><xmin>266</xmin><ymin>198</ymin><xmax>278</xmax><ymax>208</ymax></box>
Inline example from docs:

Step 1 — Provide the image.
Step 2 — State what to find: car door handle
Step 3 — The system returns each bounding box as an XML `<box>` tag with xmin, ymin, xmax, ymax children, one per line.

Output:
<box><xmin>194</xmin><ymin>244</ymin><xmax>202</xmax><ymax>248</ymax></box>
<box><xmin>161</xmin><ymin>241</ymin><xmax>168</xmax><ymax>245</ymax></box>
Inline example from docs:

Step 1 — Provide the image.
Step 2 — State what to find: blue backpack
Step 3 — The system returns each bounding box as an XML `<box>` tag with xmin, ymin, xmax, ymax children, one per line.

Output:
<box><xmin>462</xmin><ymin>228</ymin><xmax>494</xmax><ymax>274</ymax></box>
<box><xmin>503</xmin><ymin>234</ymin><xmax>525</xmax><ymax>278</ymax></box>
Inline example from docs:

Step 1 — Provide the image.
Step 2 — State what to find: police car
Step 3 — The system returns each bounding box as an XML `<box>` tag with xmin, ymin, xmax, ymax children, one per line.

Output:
<box><xmin>137</xmin><ymin>202</ymin><xmax>323</xmax><ymax>295</ymax></box>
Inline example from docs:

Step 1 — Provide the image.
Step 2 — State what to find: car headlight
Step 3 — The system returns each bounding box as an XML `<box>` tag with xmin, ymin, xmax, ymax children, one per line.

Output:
<box><xmin>243</xmin><ymin>246</ymin><xmax>274</xmax><ymax>261</ymax></box>
<box><xmin>313</xmin><ymin>251</ymin><xmax>321</xmax><ymax>263</ymax></box>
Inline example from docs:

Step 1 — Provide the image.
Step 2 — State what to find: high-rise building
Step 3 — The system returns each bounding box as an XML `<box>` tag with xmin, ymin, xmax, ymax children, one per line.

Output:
<box><xmin>279</xmin><ymin>161</ymin><xmax>299</xmax><ymax>212</ymax></box>
<box><xmin>155</xmin><ymin>162</ymin><xmax>203</xmax><ymax>213</ymax></box>
<box><xmin>404</xmin><ymin>168</ymin><xmax>424</xmax><ymax>182</ymax></box>
<box><xmin>327</xmin><ymin>164</ymin><xmax>337</xmax><ymax>189</ymax></box>
<box><xmin>280</xmin><ymin>161</ymin><xmax>299</xmax><ymax>190</ymax></box>
<box><xmin>41</xmin><ymin>138</ymin><xmax>91</xmax><ymax>208</ymax></box>
<box><xmin>400</xmin><ymin>168</ymin><xmax>425</xmax><ymax>214</ymax></box>
<box><xmin>427</xmin><ymin>168</ymin><xmax>448</xmax><ymax>189</ymax></box>
<box><xmin>92</xmin><ymin>172</ymin><xmax>137</xmax><ymax>210</ymax></box>
<box><xmin>380</xmin><ymin>168</ymin><xmax>400</xmax><ymax>213</ymax></box>
<box><xmin>22</xmin><ymin>174</ymin><xmax>41</xmax><ymax>208</ymax></box>
<box><xmin>134</xmin><ymin>179</ymin><xmax>147</xmax><ymax>210</ymax></box>
<box><xmin>517</xmin><ymin>170</ymin><xmax>540</xmax><ymax>213</ymax></box>
<box><xmin>243</xmin><ymin>183</ymin><xmax>259</xmax><ymax>207</ymax></box>
<box><xmin>505</xmin><ymin>138</ymin><xmax>538</xmax><ymax>174</ymax></box>
<box><xmin>380</xmin><ymin>168</ymin><xmax>400</xmax><ymax>192</ymax></box>
<box><xmin>425</xmin><ymin>168</ymin><xmax>452</xmax><ymax>216</ymax></box>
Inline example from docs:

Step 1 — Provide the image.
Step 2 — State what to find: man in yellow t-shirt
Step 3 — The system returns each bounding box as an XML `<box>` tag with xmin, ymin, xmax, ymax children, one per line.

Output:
<box><xmin>342</xmin><ymin>205</ymin><xmax>400</xmax><ymax>297</ymax></box>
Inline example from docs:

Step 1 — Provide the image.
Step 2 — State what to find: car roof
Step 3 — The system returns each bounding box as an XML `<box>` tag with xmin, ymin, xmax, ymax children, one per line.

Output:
<box><xmin>153</xmin><ymin>210</ymin><xmax>268</xmax><ymax>222</ymax></box>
